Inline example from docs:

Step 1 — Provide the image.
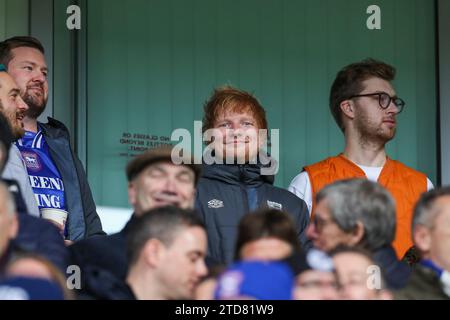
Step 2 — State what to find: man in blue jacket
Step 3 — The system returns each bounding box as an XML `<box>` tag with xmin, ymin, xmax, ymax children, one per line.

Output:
<box><xmin>0</xmin><ymin>36</ymin><xmax>104</xmax><ymax>241</ymax></box>
<box><xmin>196</xmin><ymin>86</ymin><xmax>311</xmax><ymax>264</ymax></box>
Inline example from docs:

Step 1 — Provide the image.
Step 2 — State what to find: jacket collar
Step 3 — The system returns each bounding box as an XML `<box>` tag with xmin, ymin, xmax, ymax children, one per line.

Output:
<box><xmin>38</xmin><ymin>117</ymin><xmax>69</xmax><ymax>140</ymax></box>
<box><xmin>201</xmin><ymin>162</ymin><xmax>274</xmax><ymax>187</ymax></box>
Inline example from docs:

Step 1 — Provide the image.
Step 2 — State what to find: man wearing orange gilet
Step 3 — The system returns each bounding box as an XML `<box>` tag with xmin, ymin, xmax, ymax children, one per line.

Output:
<box><xmin>289</xmin><ymin>59</ymin><xmax>433</xmax><ymax>259</ymax></box>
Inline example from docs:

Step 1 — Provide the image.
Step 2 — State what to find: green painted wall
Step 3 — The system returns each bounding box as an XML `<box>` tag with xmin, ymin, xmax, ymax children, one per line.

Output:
<box><xmin>0</xmin><ymin>0</ymin><xmax>28</xmax><ymax>39</ymax></box>
<box><xmin>86</xmin><ymin>0</ymin><xmax>437</xmax><ymax>208</ymax></box>
<box><xmin>53</xmin><ymin>0</ymin><xmax>76</xmax><ymax>142</ymax></box>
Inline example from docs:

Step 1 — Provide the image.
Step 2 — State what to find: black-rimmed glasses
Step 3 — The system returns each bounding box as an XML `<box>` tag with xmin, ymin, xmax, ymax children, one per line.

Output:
<box><xmin>348</xmin><ymin>92</ymin><xmax>405</xmax><ymax>113</ymax></box>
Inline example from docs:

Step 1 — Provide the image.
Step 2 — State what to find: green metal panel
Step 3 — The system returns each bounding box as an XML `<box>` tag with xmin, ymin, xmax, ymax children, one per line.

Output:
<box><xmin>53</xmin><ymin>0</ymin><xmax>75</xmax><ymax>140</ymax></box>
<box><xmin>0</xmin><ymin>0</ymin><xmax>28</xmax><ymax>39</ymax></box>
<box><xmin>86</xmin><ymin>0</ymin><xmax>437</xmax><ymax>208</ymax></box>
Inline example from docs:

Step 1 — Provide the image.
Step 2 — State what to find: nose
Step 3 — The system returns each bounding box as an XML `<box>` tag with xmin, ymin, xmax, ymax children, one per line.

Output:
<box><xmin>32</xmin><ymin>70</ymin><xmax>47</xmax><ymax>83</ymax></box>
<box><xmin>163</xmin><ymin>176</ymin><xmax>178</xmax><ymax>193</ymax></box>
<box><xmin>196</xmin><ymin>259</ymin><xmax>208</xmax><ymax>278</ymax></box>
<box><xmin>306</xmin><ymin>222</ymin><xmax>318</xmax><ymax>240</ymax></box>
<box><xmin>323</xmin><ymin>286</ymin><xmax>338</xmax><ymax>300</ymax></box>
<box><xmin>386</xmin><ymin>99</ymin><xmax>400</xmax><ymax>115</ymax></box>
<box><xmin>231</xmin><ymin>126</ymin><xmax>244</xmax><ymax>138</ymax></box>
<box><xmin>16</xmin><ymin>95</ymin><xmax>29</xmax><ymax>111</ymax></box>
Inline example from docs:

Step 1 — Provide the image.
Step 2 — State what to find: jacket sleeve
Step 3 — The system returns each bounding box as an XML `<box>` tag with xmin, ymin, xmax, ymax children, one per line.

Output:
<box><xmin>16</xmin><ymin>215</ymin><xmax>70</xmax><ymax>273</ymax></box>
<box><xmin>73</xmin><ymin>155</ymin><xmax>106</xmax><ymax>237</ymax></box>
<box><xmin>292</xmin><ymin>197</ymin><xmax>312</xmax><ymax>252</ymax></box>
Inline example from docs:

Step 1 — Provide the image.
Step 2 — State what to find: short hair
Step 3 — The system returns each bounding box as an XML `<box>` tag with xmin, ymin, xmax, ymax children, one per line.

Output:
<box><xmin>329</xmin><ymin>58</ymin><xmax>396</xmax><ymax>132</ymax></box>
<box><xmin>0</xmin><ymin>181</ymin><xmax>16</xmax><ymax>216</ymax></box>
<box><xmin>202</xmin><ymin>85</ymin><xmax>268</xmax><ymax>135</ymax></box>
<box><xmin>234</xmin><ymin>208</ymin><xmax>300</xmax><ymax>260</ymax></box>
<box><xmin>126</xmin><ymin>206</ymin><xmax>205</xmax><ymax>265</ymax></box>
<box><xmin>412</xmin><ymin>186</ymin><xmax>450</xmax><ymax>231</ymax></box>
<box><xmin>316</xmin><ymin>179</ymin><xmax>396</xmax><ymax>251</ymax></box>
<box><xmin>0</xmin><ymin>36</ymin><xmax>45</xmax><ymax>67</ymax></box>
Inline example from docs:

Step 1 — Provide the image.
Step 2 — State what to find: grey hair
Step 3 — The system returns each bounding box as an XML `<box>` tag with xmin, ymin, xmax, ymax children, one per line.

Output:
<box><xmin>0</xmin><ymin>181</ymin><xmax>16</xmax><ymax>216</ymax></box>
<box><xmin>316</xmin><ymin>179</ymin><xmax>396</xmax><ymax>251</ymax></box>
<box><xmin>412</xmin><ymin>186</ymin><xmax>450</xmax><ymax>231</ymax></box>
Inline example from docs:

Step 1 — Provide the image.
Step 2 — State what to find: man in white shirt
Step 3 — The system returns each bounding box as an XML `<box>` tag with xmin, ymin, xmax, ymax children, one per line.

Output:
<box><xmin>288</xmin><ymin>58</ymin><xmax>432</xmax><ymax>259</ymax></box>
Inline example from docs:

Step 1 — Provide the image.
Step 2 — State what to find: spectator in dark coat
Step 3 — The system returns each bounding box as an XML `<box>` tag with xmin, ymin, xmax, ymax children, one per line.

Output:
<box><xmin>196</xmin><ymin>86</ymin><xmax>310</xmax><ymax>264</ymax></box>
<box><xmin>395</xmin><ymin>187</ymin><xmax>450</xmax><ymax>300</ymax></box>
<box><xmin>306</xmin><ymin>178</ymin><xmax>411</xmax><ymax>289</ymax></box>
<box><xmin>69</xmin><ymin>147</ymin><xmax>201</xmax><ymax>298</ymax></box>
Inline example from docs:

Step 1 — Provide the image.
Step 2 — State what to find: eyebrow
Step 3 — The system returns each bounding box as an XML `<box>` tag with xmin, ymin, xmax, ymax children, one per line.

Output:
<box><xmin>8</xmin><ymin>88</ymin><xmax>20</xmax><ymax>95</ymax></box>
<box><xmin>177</xmin><ymin>168</ymin><xmax>194</xmax><ymax>176</ymax></box>
<box><xmin>189</xmin><ymin>251</ymin><xmax>205</xmax><ymax>258</ymax></box>
<box><xmin>21</xmin><ymin>60</ymin><xmax>48</xmax><ymax>72</ymax></box>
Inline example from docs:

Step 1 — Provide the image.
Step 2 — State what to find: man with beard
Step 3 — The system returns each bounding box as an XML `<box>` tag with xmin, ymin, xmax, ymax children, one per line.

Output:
<box><xmin>0</xmin><ymin>111</ymin><xmax>69</xmax><ymax>272</ymax></box>
<box><xmin>0</xmin><ymin>64</ymin><xmax>40</xmax><ymax>217</ymax></box>
<box><xmin>0</xmin><ymin>37</ymin><xmax>104</xmax><ymax>242</ymax></box>
<box><xmin>289</xmin><ymin>58</ymin><xmax>432</xmax><ymax>260</ymax></box>
<box><xmin>196</xmin><ymin>86</ymin><xmax>310</xmax><ymax>264</ymax></box>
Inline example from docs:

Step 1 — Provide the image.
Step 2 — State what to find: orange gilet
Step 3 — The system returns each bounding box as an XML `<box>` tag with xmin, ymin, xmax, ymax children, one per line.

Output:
<box><xmin>304</xmin><ymin>154</ymin><xmax>427</xmax><ymax>259</ymax></box>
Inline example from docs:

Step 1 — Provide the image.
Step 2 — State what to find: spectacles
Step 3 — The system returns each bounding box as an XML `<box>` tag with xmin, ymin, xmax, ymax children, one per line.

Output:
<box><xmin>348</xmin><ymin>92</ymin><xmax>405</xmax><ymax>113</ymax></box>
<box><xmin>312</xmin><ymin>214</ymin><xmax>335</xmax><ymax>232</ymax></box>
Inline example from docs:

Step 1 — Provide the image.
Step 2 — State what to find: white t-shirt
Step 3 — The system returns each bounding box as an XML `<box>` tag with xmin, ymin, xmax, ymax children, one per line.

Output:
<box><xmin>288</xmin><ymin>163</ymin><xmax>434</xmax><ymax>216</ymax></box>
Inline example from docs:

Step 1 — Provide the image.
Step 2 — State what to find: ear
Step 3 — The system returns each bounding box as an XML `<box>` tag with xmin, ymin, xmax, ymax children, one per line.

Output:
<box><xmin>339</xmin><ymin>100</ymin><xmax>355</xmax><ymax>120</ymax></box>
<box><xmin>128</xmin><ymin>181</ymin><xmax>137</xmax><ymax>207</ymax></box>
<box><xmin>9</xmin><ymin>214</ymin><xmax>19</xmax><ymax>239</ymax></box>
<box><xmin>349</xmin><ymin>221</ymin><xmax>365</xmax><ymax>246</ymax></box>
<box><xmin>142</xmin><ymin>239</ymin><xmax>164</xmax><ymax>268</ymax></box>
<box><xmin>413</xmin><ymin>225</ymin><xmax>431</xmax><ymax>254</ymax></box>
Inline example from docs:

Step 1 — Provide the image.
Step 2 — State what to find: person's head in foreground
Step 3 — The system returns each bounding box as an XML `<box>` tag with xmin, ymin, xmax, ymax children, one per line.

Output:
<box><xmin>214</xmin><ymin>260</ymin><xmax>294</xmax><ymax>300</ymax></box>
<box><xmin>287</xmin><ymin>249</ymin><xmax>339</xmax><ymax>300</ymax></box>
<box><xmin>307</xmin><ymin>179</ymin><xmax>395</xmax><ymax>253</ymax></box>
<box><xmin>5</xmin><ymin>251</ymin><xmax>73</xmax><ymax>300</ymax></box>
<box><xmin>234</xmin><ymin>208</ymin><xmax>301</xmax><ymax>261</ymax></box>
<box><xmin>126</xmin><ymin>206</ymin><xmax>208</xmax><ymax>300</ymax></box>
<box><xmin>412</xmin><ymin>187</ymin><xmax>450</xmax><ymax>274</ymax></box>
<box><xmin>330</xmin><ymin>245</ymin><xmax>392</xmax><ymax>300</ymax></box>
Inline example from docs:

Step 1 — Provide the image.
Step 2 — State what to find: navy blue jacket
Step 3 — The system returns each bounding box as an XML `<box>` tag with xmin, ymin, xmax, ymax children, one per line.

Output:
<box><xmin>373</xmin><ymin>245</ymin><xmax>411</xmax><ymax>289</ymax></box>
<box><xmin>3</xmin><ymin>178</ymin><xmax>69</xmax><ymax>272</ymax></box>
<box><xmin>70</xmin><ymin>213</ymin><xmax>223</xmax><ymax>282</ymax></box>
<box><xmin>195</xmin><ymin>163</ymin><xmax>311</xmax><ymax>264</ymax></box>
<box><xmin>69</xmin><ymin>217</ymin><xmax>134</xmax><ymax>282</ymax></box>
<box><xmin>40</xmin><ymin>118</ymin><xmax>104</xmax><ymax>240</ymax></box>
<box><xmin>75</xmin><ymin>266</ymin><xmax>136</xmax><ymax>300</ymax></box>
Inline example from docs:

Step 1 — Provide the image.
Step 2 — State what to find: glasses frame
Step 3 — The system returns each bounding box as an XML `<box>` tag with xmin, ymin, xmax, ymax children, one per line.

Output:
<box><xmin>348</xmin><ymin>92</ymin><xmax>405</xmax><ymax>113</ymax></box>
